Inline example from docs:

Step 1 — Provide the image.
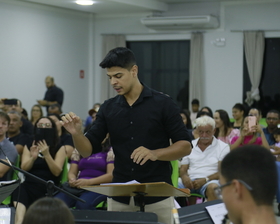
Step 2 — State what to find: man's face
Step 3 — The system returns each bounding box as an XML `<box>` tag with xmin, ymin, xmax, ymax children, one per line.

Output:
<box><xmin>5</xmin><ymin>100</ymin><xmax>22</xmax><ymax>113</ymax></box>
<box><xmin>0</xmin><ymin>116</ymin><xmax>9</xmax><ymax>137</ymax></box>
<box><xmin>8</xmin><ymin>114</ymin><xmax>22</xmax><ymax>133</ymax></box>
<box><xmin>266</xmin><ymin>112</ymin><xmax>280</xmax><ymax>129</ymax></box>
<box><xmin>197</xmin><ymin>124</ymin><xmax>215</xmax><ymax>144</ymax></box>
<box><xmin>192</xmin><ymin>104</ymin><xmax>199</xmax><ymax>113</ymax></box>
<box><xmin>107</xmin><ymin>66</ymin><xmax>138</xmax><ymax>96</ymax></box>
<box><xmin>219</xmin><ymin>174</ymin><xmax>240</xmax><ymax>224</ymax></box>
<box><xmin>45</xmin><ymin>78</ymin><xmax>53</xmax><ymax>88</ymax></box>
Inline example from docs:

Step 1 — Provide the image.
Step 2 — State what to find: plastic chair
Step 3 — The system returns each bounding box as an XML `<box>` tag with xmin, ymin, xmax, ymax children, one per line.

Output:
<box><xmin>2</xmin><ymin>155</ymin><xmax>20</xmax><ymax>205</ymax></box>
<box><xmin>60</xmin><ymin>157</ymin><xmax>69</xmax><ymax>185</ymax></box>
<box><xmin>171</xmin><ymin>160</ymin><xmax>179</xmax><ymax>187</ymax></box>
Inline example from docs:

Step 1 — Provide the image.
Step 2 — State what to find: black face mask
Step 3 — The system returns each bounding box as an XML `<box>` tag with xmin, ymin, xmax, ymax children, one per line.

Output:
<box><xmin>35</xmin><ymin>128</ymin><xmax>55</xmax><ymax>147</ymax></box>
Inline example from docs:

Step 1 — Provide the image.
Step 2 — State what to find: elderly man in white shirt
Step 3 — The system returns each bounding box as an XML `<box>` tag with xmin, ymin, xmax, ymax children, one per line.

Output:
<box><xmin>179</xmin><ymin>116</ymin><xmax>230</xmax><ymax>203</ymax></box>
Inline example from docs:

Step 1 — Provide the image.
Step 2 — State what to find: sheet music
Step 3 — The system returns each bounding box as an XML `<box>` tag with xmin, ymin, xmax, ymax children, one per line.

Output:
<box><xmin>100</xmin><ymin>180</ymin><xmax>140</xmax><ymax>185</ymax></box>
<box><xmin>205</xmin><ymin>202</ymin><xmax>229</xmax><ymax>224</ymax></box>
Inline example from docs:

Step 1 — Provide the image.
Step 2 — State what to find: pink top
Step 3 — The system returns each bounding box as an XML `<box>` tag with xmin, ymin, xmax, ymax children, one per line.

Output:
<box><xmin>231</xmin><ymin>135</ymin><xmax>262</xmax><ymax>146</ymax></box>
<box><xmin>218</xmin><ymin>129</ymin><xmax>240</xmax><ymax>144</ymax></box>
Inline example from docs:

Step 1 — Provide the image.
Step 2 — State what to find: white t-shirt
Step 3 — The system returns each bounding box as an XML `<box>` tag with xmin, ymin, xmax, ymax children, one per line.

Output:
<box><xmin>181</xmin><ymin>137</ymin><xmax>230</xmax><ymax>179</ymax></box>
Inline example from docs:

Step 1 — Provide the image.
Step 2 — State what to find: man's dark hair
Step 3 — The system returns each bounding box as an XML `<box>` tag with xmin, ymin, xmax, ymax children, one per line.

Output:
<box><xmin>99</xmin><ymin>47</ymin><xmax>136</xmax><ymax>70</ymax></box>
<box><xmin>266</xmin><ymin>110</ymin><xmax>280</xmax><ymax>119</ymax></box>
<box><xmin>221</xmin><ymin>145</ymin><xmax>277</xmax><ymax>206</ymax></box>
<box><xmin>0</xmin><ymin>111</ymin><xmax>10</xmax><ymax>125</ymax></box>
<box><xmin>191</xmin><ymin>99</ymin><xmax>199</xmax><ymax>105</ymax></box>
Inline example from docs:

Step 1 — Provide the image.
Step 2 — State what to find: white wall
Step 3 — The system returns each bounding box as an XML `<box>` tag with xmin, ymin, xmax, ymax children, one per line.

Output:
<box><xmin>0</xmin><ymin>1</ymin><xmax>92</xmax><ymax>119</ymax></box>
<box><xmin>1</xmin><ymin>0</ymin><xmax>280</xmax><ymax>119</ymax></box>
<box><xmin>94</xmin><ymin>1</ymin><xmax>280</xmax><ymax>115</ymax></box>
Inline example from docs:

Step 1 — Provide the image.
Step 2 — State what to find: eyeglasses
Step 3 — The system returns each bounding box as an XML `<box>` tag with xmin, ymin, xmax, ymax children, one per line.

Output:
<box><xmin>214</xmin><ymin>179</ymin><xmax>253</xmax><ymax>200</ymax></box>
<box><xmin>266</xmin><ymin>117</ymin><xmax>279</xmax><ymax>121</ymax></box>
<box><xmin>37</xmin><ymin>123</ymin><xmax>52</xmax><ymax>128</ymax></box>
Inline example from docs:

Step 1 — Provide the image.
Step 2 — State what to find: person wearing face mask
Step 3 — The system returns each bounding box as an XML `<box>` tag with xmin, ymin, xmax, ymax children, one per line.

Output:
<box><xmin>12</xmin><ymin>117</ymin><xmax>67</xmax><ymax>224</ymax></box>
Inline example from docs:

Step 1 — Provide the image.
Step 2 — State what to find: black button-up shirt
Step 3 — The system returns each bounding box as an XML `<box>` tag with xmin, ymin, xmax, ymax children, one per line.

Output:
<box><xmin>85</xmin><ymin>84</ymin><xmax>190</xmax><ymax>204</ymax></box>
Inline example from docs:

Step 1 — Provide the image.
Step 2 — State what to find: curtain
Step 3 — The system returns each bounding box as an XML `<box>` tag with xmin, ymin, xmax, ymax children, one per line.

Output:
<box><xmin>101</xmin><ymin>34</ymin><xmax>126</xmax><ymax>100</ymax></box>
<box><xmin>244</xmin><ymin>31</ymin><xmax>265</xmax><ymax>106</ymax></box>
<box><xmin>189</xmin><ymin>33</ymin><xmax>204</xmax><ymax>109</ymax></box>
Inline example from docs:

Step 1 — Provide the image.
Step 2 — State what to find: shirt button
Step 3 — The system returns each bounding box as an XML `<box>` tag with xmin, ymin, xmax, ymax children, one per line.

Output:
<box><xmin>130</xmin><ymin>121</ymin><xmax>133</xmax><ymax>124</ymax></box>
<box><xmin>131</xmin><ymin>137</ymin><xmax>134</xmax><ymax>140</ymax></box>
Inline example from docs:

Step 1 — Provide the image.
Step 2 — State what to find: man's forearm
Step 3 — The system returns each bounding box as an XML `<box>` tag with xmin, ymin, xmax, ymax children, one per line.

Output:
<box><xmin>72</xmin><ymin>134</ymin><xmax>93</xmax><ymax>158</ymax></box>
<box><xmin>155</xmin><ymin>140</ymin><xmax>191</xmax><ymax>161</ymax></box>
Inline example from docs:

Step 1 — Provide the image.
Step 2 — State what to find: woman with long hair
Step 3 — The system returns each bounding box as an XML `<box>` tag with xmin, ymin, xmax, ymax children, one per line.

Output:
<box><xmin>12</xmin><ymin>117</ymin><xmax>67</xmax><ymax>224</ymax></box>
<box><xmin>30</xmin><ymin>104</ymin><xmax>43</xmax><ymax>126</ymax></box>
<box><xmin>230</xmin><ymin>116</ymin><xmax>270</xmax><ymax>150</ymax></box>
<box><xmin>214</xmin><ymin>109</ymin><xmax>240</xmax><ymax>144</ymax></box>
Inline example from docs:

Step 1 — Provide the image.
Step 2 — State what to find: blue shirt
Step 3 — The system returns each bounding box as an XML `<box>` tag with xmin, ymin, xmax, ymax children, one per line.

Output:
<box><xmin>263</xmin><ymin>128</ymin><xmax>276</xmax><ymax>146</ymax></box>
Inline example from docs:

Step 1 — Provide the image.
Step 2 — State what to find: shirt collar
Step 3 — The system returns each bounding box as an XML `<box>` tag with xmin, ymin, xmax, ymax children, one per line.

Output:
<box><xmin>115</xmin><ymin>83</ymin><xmax>152</xmax><ymax>105</ymax></box>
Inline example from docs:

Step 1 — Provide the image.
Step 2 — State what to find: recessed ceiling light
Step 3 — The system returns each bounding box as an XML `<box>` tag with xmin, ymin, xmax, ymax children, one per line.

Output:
<box><xmin>75</xmin><ymin>1</ymin><xmax>95</xmax><ymax>5</ymax></box>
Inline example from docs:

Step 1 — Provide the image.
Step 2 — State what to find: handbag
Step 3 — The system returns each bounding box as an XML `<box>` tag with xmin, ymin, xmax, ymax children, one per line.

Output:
<box><xmin>61</xmin><ymin>182</ymin><xmax>85</xmax><ymax>197</ymax></box>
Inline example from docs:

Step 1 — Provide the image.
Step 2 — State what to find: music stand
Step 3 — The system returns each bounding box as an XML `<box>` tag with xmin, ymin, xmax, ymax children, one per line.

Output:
<box><xmin>0</xmin><ymin>160</ymin><xmax>85</xmax><ymax>203</ymax></box>
<box><xmin>82</xmin><ymin>182</ymin><xmax>190</xmax><ymax>212</ymax></box>
<box><xmin>0</xmin><ymin>180</ymin><xmax>20</xmax><ymax>202</ymax></box>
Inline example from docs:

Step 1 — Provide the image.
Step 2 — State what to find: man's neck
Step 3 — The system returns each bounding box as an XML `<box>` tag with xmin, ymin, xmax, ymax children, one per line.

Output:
<box><xmin>241</xmin><ymin>205</ymin><xmax>277</xmax><ymax>224</ymax></box>
<box><xmin>124</xmin><ymin>81</ymin><xmax>143</xmax><ymax>106</ymax></box>
<box><xmin>197</xmin><ymin>138</ymin><xmax>213</xmax><ymax>151</ymax></box>
<box><xmin>7</xmin><ymin>131</ymin><xmax>20</xmax><ymax>138</ymax></box>
<box><xmin>0</xmin><ymin>135</ymin><xmax>6</xmax><ymax>142</ymax></box>
<box><xmin>267</xmin><ymin>126</ymin><xmax>277</xmax><ymax>133</ymax></box>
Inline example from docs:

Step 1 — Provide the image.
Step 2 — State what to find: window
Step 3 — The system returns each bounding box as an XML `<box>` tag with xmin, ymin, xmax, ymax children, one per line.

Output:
<box><xmin>127</xmin><ymin>40</ymin><xmax>190</xmax><ymax>110</ymax></box>
<box><xmin>243</xmin><ymin>38</ymin><xmax>280</xmax><ymax>116</ymax></box>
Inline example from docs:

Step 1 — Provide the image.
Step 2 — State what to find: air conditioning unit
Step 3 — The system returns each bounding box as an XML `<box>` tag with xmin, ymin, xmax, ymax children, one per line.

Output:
<box><xmin>141</xmin><ymin>15</ymin><xmax>219</xmax><ymax>31</ymax></box>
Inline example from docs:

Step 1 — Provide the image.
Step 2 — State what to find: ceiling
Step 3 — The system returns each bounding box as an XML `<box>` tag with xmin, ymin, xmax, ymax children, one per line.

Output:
<box><xmin>15</xmin><ymin>0</ymin><xmax>274</xmax><ymax>15</ymax></box>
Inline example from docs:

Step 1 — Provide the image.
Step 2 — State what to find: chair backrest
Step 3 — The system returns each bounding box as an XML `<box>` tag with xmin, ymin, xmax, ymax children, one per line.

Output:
<box><xmin>60</xmin><ymin>157</ymin><xmax>68</xmax><ymax>185</ymax></box>
<box><xmin>170</xmin><ymin>160</ymin><xmax>179</xmax><ymax>188</ymax></box>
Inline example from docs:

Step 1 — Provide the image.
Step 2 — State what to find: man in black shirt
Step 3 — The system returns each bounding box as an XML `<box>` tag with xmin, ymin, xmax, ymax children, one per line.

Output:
<box><xmin>61</xmin><ymin>47</ymin><xmax>191</xmax><ymax>224</ymax></box>
<box><xmin>37</xmin><ymin>76</ymin><xmax>64</xmax><ymax>112</ymax></box>
<box><xmin>7</xmin><ymin>111</ymin><xmax>32</xmax><ymax>155</ymax></box>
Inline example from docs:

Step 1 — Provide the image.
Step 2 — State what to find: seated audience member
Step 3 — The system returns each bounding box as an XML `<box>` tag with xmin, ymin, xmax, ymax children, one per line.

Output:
<box><xmin>179</xmin><ymin>116</ymin><xmax>230</xmax><ymax>204</ymax></box>
<box><xmin>190</xmin><ymin>99</ymin><xmax>200</xmax><ymax>128</ymax></box>
<box><xmin>271</xmin><ymin>128</ymin><xmax>280</xmax><ymax>158</ymax></box>
<box><xmin>180</xmin><ymin>110</ymin><xmax>194</xmax><ymax>140</ymax></box>
<box><xmin>55</xmin><ymin>136</ymin><xmax>114</xmax><ymax>209</ymax></box>
<box><xmin>84</xmin><ymin>103</ymin><xmax>101</xmax><ymax>128</ymax></box>
<box><xmin>230</xmin><ymin>116</ymin><xmax>270</xmax><ymax>150</ymax></box>
<box><xmin>2</xmin><ymin>98</ymin><xmax>33</xmax><ymax>136</ymax></box>
<box><xmin>22</xmin><ymin>197</ymin><xmax>75</xmax><ymax>224</ymax></box>
<box><xmin>30</xmin><ymin>104</ymin><xmax>43</xmax><ymax>126</ymax></box>
<box><xmin>48</xmin><ymin>113</ymin><xmax>74</xmax><ymax>159</ymax></box>
<box><xmin>248</xmin><ymin>108</ymin><xmax>262</xmax><ymax>125</ymax></box>
<box><xmin>84</xmin><ymin>108</ymin><xmax>97</xmax><ymax>133</ymax></box>
<box><xmin>0</xmin><ymin>112</ymin><xmax>18</xmax><ymax>181</ymax></box>
<box><xmin>12</xmin><ymin>116</ymin><xmax>66</xmax><ymax>224</ymax></box>
<box><xmin>263</xmin><ymin>110</ymin><xmax>280</xmax><ymax>147</ymax></box>
<box><xmin>199</xmin><ymin>106</ymin><xmax>213</xmax><ymax>118</ymax></box>
<box><xmin>218</xmin><ymin>145</ymin><xmax>277</xmax><ymax>224</ymax></box>
<box><xmin>47</xmin><ymin>103</ymin><xmax>63</xmax><ymax>116</ymax></box>
<box><xmin>192</xmin><ymin>111</ymin><xmax>212</xmax><ymax>139</ymax></box>
<box><xmin>7</xmin><ymin>111</ymin><xmax>32</xmax><ymax>156</ymax></box>
<box><xmin>231</xmin><ymin>103</ymin><xmax>246</xmax><ymax>129</ymax></box>
<box><xmin>214</xmin><ymin>109</ymin><xmax>240</xmax><ymax>144</ymax></box>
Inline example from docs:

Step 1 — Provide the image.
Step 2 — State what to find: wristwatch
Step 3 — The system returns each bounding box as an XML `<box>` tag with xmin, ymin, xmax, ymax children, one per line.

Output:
<box><xmin>205</xmin><ymin>177</ymin><xmax>209</xmax><ymax>182</ymax></box>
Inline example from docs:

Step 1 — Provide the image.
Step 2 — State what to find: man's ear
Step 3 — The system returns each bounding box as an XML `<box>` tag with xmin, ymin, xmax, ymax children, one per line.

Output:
<box><xmin>131</xmin><ymin>65</ymin><xmax>138</xmax><ymax>77</ymax></box>
<box><xmin>231</xmin><ymin>179</ymin><xmax>243</xmax><ymax>200</ymax></box>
